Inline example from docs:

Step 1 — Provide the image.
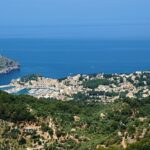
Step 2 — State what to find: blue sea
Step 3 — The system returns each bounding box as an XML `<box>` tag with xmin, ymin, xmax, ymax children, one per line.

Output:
<box><xmin>0</xmin><ymin>38</ymin><xmax>150</xmax><ymax>85</ymax></box>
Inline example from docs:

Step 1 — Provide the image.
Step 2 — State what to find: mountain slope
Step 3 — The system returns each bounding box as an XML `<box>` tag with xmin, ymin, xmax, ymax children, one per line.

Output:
<box><xmin>0</xmin><ymin>91</ymin><xmax>150</xmax><ymax>149</ymax></box>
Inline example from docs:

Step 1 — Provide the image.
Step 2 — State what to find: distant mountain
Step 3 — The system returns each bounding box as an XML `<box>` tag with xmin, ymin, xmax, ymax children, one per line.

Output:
<box><xmin>0</xmin><ymin>56</ymin><xmax>20</xmax><ymax>74</ymax></box>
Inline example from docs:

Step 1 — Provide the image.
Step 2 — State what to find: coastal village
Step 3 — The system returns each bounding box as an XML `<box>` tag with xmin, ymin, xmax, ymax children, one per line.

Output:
<box><xmin>1</xmin><ymin>55</ymin><xmax>150</xmax><ymax>102</ymax></box>
<box><xmin>2</xmin><ymin>71</ymin><xmax>150</xmax><ymax>102</ymax></box>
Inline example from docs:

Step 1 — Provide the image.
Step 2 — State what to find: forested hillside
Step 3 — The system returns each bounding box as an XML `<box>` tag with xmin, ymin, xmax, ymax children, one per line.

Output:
<box><xmin>0</xmin><ymin>91</ymin><xmax>150</xmax><ymax>149</ymax></box>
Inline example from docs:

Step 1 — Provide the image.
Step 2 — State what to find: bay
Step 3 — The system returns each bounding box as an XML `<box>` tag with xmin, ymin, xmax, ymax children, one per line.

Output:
<box><xmin>0</xmin><ymin>38</ymin><xmax>150</xmax><ymax>85</ymax></box>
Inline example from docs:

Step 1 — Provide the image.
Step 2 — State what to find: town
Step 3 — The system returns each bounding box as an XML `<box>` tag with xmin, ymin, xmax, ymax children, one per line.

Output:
<box><xmin>1</xmin><ymin>71</ymin><xmax>150</xmax><ymax>102</ymax></box>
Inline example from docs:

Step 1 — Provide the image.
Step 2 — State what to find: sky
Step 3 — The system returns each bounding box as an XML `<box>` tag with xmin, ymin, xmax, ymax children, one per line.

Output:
<box><xmin>0</xmin><ymin>0</ymin><xmax>150</xmax><ymax>39</ymax></box>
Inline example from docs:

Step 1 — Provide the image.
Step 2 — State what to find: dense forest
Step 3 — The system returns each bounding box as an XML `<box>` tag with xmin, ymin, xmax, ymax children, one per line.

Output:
<box><xmin>0</xmin><ymin>90</ymin><xmax>150</xmax><ymax>149</ymax></box>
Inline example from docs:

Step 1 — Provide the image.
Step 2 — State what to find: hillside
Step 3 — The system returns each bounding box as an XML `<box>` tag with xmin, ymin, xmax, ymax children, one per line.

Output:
<box><xmin>0</xmin><ymin>91</ymin><xmax>150</xmax><ymax>149</ymax></box>
<box><xmin>0</xmin><ymin>56</ymin><xmax>20</xmax><ymax>74</ymax></box>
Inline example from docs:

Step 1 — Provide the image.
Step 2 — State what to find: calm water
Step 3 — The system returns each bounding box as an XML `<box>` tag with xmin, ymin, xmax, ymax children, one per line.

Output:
<box><xmin>0</xmin><ymin>39</ymin><xmax>150</xmax><ymax>85</ymax></box>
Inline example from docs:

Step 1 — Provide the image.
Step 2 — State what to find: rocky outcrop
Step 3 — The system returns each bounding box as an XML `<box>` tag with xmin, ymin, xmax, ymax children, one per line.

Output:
<box><xmin>0</xmin><ymin>56</ymin><xmax>20</xmax><ymax>74</ymax></box>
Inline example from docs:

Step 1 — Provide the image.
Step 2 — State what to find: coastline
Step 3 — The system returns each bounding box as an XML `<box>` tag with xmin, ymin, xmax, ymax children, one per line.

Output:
<box><xmin>0</xmin><ymin>65</ymin><xmax>20</xmax><ymax>74</ymax></box>
<box><xmin>0</xmin><ymin>55</ymin><xmax>20</xmax><ymax>75</ymax></box>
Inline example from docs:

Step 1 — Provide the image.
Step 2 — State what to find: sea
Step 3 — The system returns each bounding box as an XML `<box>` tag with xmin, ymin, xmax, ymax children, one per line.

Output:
<box><xmin>0</xmin><ymin>38</ymin><xmax>150</xmax><ymax>85</ymax></box>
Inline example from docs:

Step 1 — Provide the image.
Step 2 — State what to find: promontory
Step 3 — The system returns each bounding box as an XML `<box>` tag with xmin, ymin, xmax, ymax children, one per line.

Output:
<box><xmin>0</xmin><ymin>55</ymin><xmax>20</xmax><ymax>74</ymax></box>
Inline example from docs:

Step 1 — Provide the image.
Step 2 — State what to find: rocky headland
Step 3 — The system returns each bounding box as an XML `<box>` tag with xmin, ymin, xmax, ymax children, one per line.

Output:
<box><xmin>0</xmin><ymin>56</ymin><xmax>20</xmax><ymax>74</ymax></box>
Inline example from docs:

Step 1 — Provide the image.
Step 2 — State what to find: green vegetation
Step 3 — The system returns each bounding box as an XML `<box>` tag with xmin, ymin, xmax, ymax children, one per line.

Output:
<box><xmin>126</xmin><ymin>139</ymin><xmax>150</xmax><ymax>150</ymax></box>
<box><xmin>0</xmin><ymin>91</ymin><xmax>35</xmax><ymax>122</ymax></box>
<box><xmin>83</xmin><ymin>78</ymin><xmax>111</xmax><ymax>89</ymax></box>
<box><xmin>20</xmin><ymin>74</ymin><xmax>42</xmax><ymax>82</ymax></box>
<box><xmin>73</xmin><ymin>92</ymin><xmax>89</xmax><ymax>100</ymax></box>
<box><xmin>0</xmin><ymin>91</ymin><xmax>150</xmax><ymax>149</ymax></box>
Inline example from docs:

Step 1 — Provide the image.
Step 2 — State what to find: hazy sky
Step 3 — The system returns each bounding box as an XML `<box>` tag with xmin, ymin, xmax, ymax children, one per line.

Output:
<box><xmin>0</xmin><ymin>0</ymin><xmax>150</xmax><ymax>39</ymax></box>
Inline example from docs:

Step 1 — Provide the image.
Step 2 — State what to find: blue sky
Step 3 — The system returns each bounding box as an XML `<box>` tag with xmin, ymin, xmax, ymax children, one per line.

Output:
<box><xmin>0</xmin><ymin>0</ymin><xmax>150</xmax><ymax>39</ymax></box>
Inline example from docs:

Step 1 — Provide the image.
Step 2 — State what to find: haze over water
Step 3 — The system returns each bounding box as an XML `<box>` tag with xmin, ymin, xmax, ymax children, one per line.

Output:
<box><xmin>0</xmin><ymin>38</ymin><xmax>150</xmax><ymax>85</ymax></box>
